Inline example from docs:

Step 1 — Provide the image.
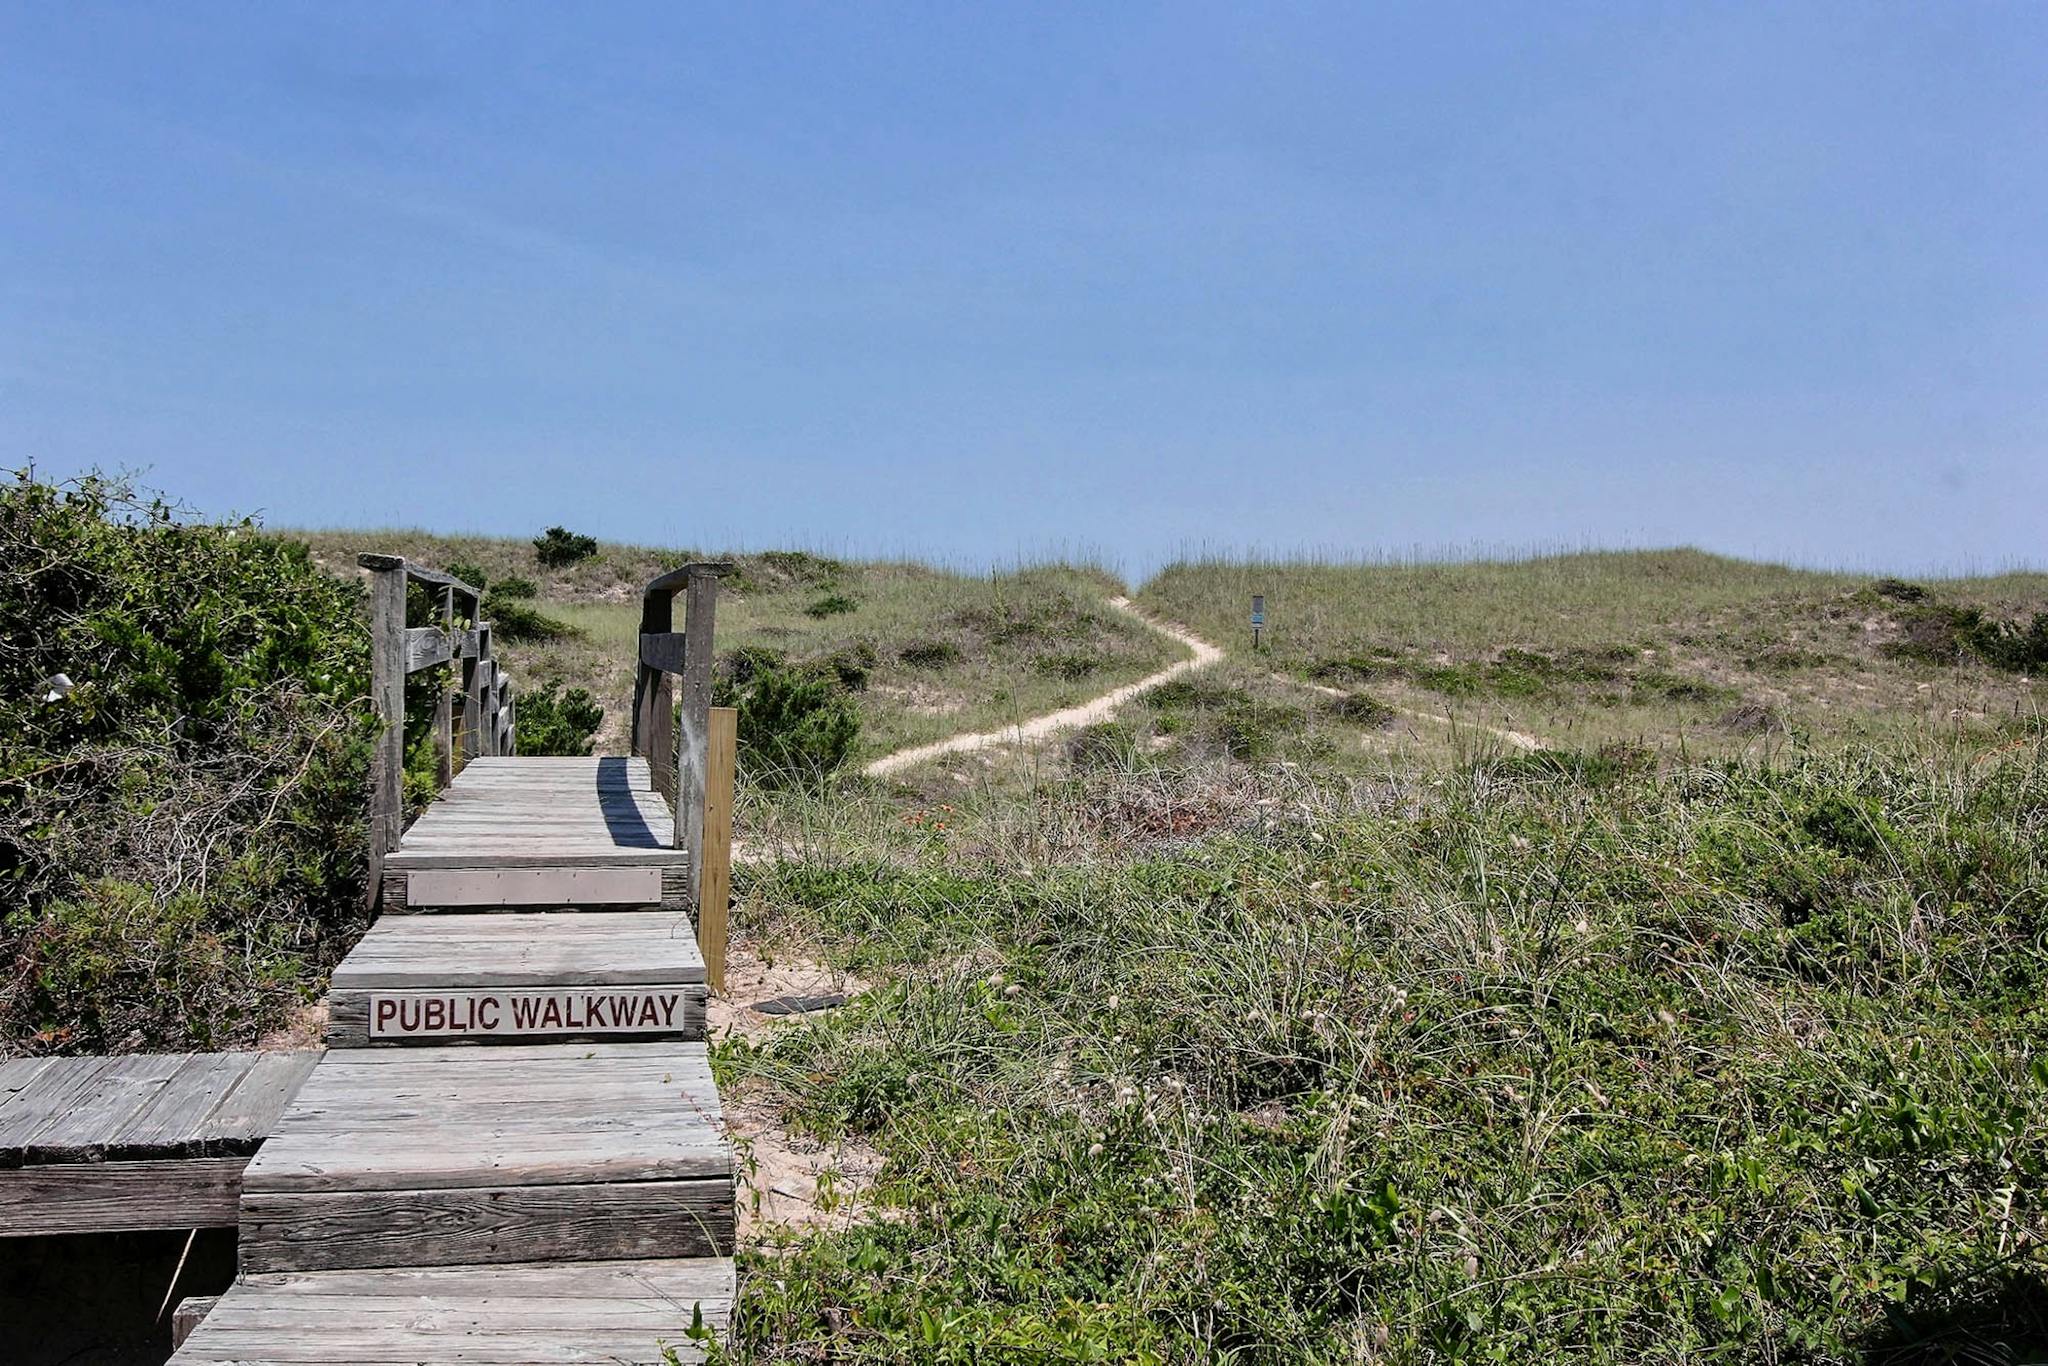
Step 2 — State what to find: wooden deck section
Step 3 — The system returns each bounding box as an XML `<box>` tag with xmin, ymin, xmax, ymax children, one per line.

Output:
<box><xmin>380</xmin><ymin>756</ymin><xmax>690</xmax><ymax>912</ymax></box>
<box><xmin>325</xmin><ymin>912</ymin><xmax>707</xmax><ymax>1046</ymax></box>
<box><xmin>165</xmin><ymin>736</ymin><xmax>733</xmax><ymax>1361</ymax></box>
<box><xmin>169</xmin><ymin>1259</ymin><xmax>734</xmax><ymax>1365</ymax></box>
<box><xmin>239</xmin><ymin>1043</ymin><xmax>731</xmax><ymax>1272</ymax></box>
<box><xmin>0</xmin><ymin>1051</ymin><xmax>318</xmax><ymax>1235</ymax></box>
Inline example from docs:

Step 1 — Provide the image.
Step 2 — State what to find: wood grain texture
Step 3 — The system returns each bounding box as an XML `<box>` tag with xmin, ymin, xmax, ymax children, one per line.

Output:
<box><xmin>0</xmin><ymin>1156</ymin><xmax>246</xmax><ymax>1235</ymax></box>
<box><xmin>698</xmin><ymin>707</ymin><xmax>736</xmax><ymax>992</ymax></box>
<box><xmin>330</xmin><ymin>912</ymin><xmax>704</xmax><ymax>989</ymax></box>
<box><xmin>169</xmin><ymin>1258</ymin><xmax>731</xmax><ymax>1364</ymax></box>
<box><xmin>243</xmin><ymin>1043</ymin><xmax>728</xmax><ymax>1194</ymax></box>
<box><xmin>239</xmin><ymin>1178</ymin><xmax>734</xmax><ymax>1271</ymax></box>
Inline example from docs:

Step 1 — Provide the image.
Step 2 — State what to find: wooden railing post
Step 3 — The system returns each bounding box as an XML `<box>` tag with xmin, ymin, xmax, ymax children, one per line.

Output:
<box><xmin>467</xmin><ymin>624</ymin><xmax>492</xmax><ymax>759</ymax></box>
<box><xmin>676</xmin><ymin>570</ymin><xmax>719</xmax><ymax>901</ymax></box>
<box><xmin>433</xmin><ymin>585</ymin><xmax>455</xmax><ymax>787</ymax></box>
<box><xmin>699</xmin><ymin>706</ymin><xmax>736</xmax><ymax>990</ymax></box>
<box><xmin>358</xmin><ymin>555</ymin><xmax>407</xmax><ymax>909</ymax></box>
<box><xmin>634</xmin><ymin>587</ymin><xmax>676</xmax><ymax>797</ymax></box>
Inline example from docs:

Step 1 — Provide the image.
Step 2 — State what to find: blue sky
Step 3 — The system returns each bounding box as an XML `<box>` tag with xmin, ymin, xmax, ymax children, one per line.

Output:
<box><xmin>4</xmin><ymin>4</ymin><xmax>2043</xmax><ymax>575</ymax></box>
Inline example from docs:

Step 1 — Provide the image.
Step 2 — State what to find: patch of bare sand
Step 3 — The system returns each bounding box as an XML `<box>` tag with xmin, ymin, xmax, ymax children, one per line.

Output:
<box><xmin>714</xmin><ymin>942</ymin><xmax>886</xmax><ymax>1239</ymax></box>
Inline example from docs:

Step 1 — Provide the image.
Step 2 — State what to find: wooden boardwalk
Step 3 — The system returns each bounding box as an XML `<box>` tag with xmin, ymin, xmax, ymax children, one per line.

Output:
<box><xmin>168</xmin><ymin>558</ymin><xmax>739</xmax><ymax>1365</ymax></box>
<box><xmin>0</xmin><ymin>1051</ymin><xmax>316</xmax><ymax>1235</ymax></box>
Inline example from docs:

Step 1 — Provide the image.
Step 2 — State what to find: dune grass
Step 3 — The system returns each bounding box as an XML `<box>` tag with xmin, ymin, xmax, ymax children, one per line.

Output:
<box><xmin>1135</xmin><ymin>549</ymin><xmax>2048</xmax><ymax>761</ymax></box>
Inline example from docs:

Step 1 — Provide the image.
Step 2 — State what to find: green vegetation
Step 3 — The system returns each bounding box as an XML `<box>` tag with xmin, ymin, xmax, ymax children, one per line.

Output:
<box><xmin>300</xmin><ymin>532</ymin><xmax>1178</xmax><ymax>763</ymax></box>
<box><xmin>0</xmin><ymin>473</ymin><xmax>373</xmax><ymax>1052</ymax></box>
<box><xmin>717</xmin><ymin>657</ymin><xmax>861</xmax><ymax>783</ymax></box>
<box><xmin>722</xmin><ymin>722</ymin><xmax>2048</xmax><ymax>1363</ymax></box>
<box><xmin>533</xmin><ymin>524</ymin><xmax>599</xmax><ymax>568</ymax></box>
<box><xmin>512</xmin><ymin>681</ymin><xmax>605</xmax><ymax>756</ymax></box>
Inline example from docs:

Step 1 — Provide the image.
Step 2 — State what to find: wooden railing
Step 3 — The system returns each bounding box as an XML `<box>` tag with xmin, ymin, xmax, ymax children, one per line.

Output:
<box><xmin>360</xmin><ymin>554</ymin><xmax>509</xmax><ymax>905</ymax></box>
<box><xmin>630</xmin><ymin>563</ymin><xmax>735</xmax><ymax>986</ymax></box>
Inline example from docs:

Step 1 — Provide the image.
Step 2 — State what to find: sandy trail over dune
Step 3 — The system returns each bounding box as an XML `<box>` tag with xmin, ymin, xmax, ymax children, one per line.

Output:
<box><xmin>863</xmin><ymin>597</ymin><xmax>1222</xmax><ymax>777</ymax></box>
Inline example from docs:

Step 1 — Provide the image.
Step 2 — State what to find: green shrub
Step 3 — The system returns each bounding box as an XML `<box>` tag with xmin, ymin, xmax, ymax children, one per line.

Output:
<box><xmin>805</xmin><ymin>593</ymin><xmax>858</xmax><ymax>618</ymax></box>
<box><xmin>719</xmin><ymin>662</ymin><xmax>860</xmax><ymax>783</ymax></box>
<box><xmin>445</xmin><ymin>560</ymin><xmax>490</xmax><ymax>594</ymax></box>
<box><xmin>0</xmin><ymin>471</ymin><xmax>372</xmax><ymax>1052</ymax></box>
<box><xmin>512</xmin><ymin>681</ymin><xmax>604</xmax><ymax>756</ymax></box>
<box><xmin>533</xmin><ymin>526</ymin><xmax>598</xmax><ymax>568</ymax></box>
<box><xmin>1888</xmin><ymin>602</ymin><xmax>2048</xmax><ymax>672</ymax></box>
<box><xmin>819</xmin><ymin>642</ymin><xmax>877</xmax><ymax>693</ymax></box>
<box><xmin>491</xmin><ymin>575</ymin><xmax>538</xmax><ymax>600</ymax></box>
<box><xmin>487</xmin><ymin>595</ymin><xmax>575</xmax><ymax>643</ymax></box>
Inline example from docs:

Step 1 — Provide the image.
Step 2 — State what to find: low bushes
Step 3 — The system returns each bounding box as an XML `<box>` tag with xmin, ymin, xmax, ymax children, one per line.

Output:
<box><xmin>0</xmin><ymin>472</ymin><xmax>372</xmax><ymax>1052</ymax></box>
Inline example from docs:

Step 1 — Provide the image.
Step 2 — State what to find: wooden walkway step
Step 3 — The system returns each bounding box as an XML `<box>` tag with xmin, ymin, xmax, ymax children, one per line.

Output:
<box><xmin>239</xmin><ymin>1042</ymin><xmax>732</xmax><ymax>1273</ymax></box>
<box><xmin>326</xmin><ymin>912</ymin><xmax>707</xmax><ymax>1047</ymax></box>
<box><xmin>168</xmin><ymin>1257</ymin><xmax>733</xmax><ymax>1364</ymax></box>
<box><xmin>382</xmin><ymin>756</ymin><xmax>689</xmax><ymax>912</ymax></box>
<box><xmin>0</xmin><ymin>1051</ymin><xmax>318</xmax><ymax>1235</ymax></box>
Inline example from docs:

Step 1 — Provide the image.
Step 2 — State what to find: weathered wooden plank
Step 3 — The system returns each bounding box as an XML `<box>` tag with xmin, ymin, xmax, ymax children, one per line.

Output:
<box><xmin>405</xmin><ymin>866</ymin><xmax>666</xmax><ymax>906</ymax></box>
<box><xmin>170</xmin><ymin>1258</ymin><xmax>731</xmax><ymax>1365</ymax></box>
<box><xmin>239</xmin><ymin>1177</ymin><xmax>734</xmax><ymax>1271</ymax></box>
<box><xmin>355</xmin><ymin>554</ymin><xmax>480</xmax><ymax>601</ymax></box>
<box><xmin>0</xmin><ymin>1057</ymin><xmax>116</xmax><ymax>1160</ymax></box>
<box><xmin>365</xmin><ymin>558</ymin><xmax>406</xmax><ymax>907</ymax></box>
<box><xmin>404</xmin><ymin>625</ymin><xmax>452</xmax><ymax>672</ymax></box>
<box><xmin>170</xmin><ymin>1295</ymin><xmax>218</xmax><ymax>1349</ymax></box>
<box><xmin>433</xmin><ymin>586</ymin><xmax>456</xmax><ymax>786</ymax></box>
<box><xmin>638</xmin><ymin>630</ymin><xmax>688</xmax><ymax>675</ymax></box>
<box><xmin>331</xmin><ymin>912</ymin><xmax>704</xmax><ymax>990</ymax></box>
<box><xmin>244</xmin><ymin>1044</ymin><xmax>727</xmax><ymax>1193</ymax></box>
<box><xmin>198</xmin><ymin>1051</ymin><xmax>320</xmax><ymax>1147</ymax></box>
<box><xmin>0</xmin><ymin>1156</ymin><xmax>247</xmax><ymax>1235</ymax></box>
<box><xmin>109</xmin><ymin>1051</ymin><xmax>254</xmax><ymax>1155</ymax></box>
<box><xmin>21</xmin><ymin>1053</ymin><xmax>187</xmax><ymax>1161</ymax></box>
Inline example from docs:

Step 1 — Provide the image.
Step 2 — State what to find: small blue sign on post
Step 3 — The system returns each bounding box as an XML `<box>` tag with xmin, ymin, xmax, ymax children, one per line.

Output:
<box><xmin>1251</xmin><ymin>594</ymin><xmax>1265</xmax><ymax>650</ymax></box>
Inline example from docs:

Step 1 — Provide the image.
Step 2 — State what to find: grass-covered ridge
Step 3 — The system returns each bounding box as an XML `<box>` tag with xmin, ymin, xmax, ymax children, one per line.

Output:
<box><xmin>1137</xmin><ymin>549</ymin><xmax>2048</xmax><ymax>761</ymax></box>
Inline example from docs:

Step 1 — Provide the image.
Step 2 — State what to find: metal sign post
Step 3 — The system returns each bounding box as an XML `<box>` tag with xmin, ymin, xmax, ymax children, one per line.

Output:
<box><xmin>1252</xmin><ymin>594</ymin><xmax>1265</xmax><ymax>651</ymax></box>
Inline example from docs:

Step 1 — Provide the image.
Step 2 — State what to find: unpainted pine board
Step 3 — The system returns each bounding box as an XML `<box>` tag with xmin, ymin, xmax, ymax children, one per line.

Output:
<box><xmin>0</xmin><ymin>1156</ymin><xmax>247</xmax><ymax>1235</ymax></box>
<box><xmin>0</xmin><ymin>1057</ymin><xmax>118</xmax><ymax>1162</ymax></box>
<box><xmin>197</xmin><ymin>1052</ymin><xmax>320</xmax><ymax>1147</ymax></box>
<box><xmin>238</xmin><ymin>1177</ymin><xmax>735</xmax><ymax>1271</ymax></box>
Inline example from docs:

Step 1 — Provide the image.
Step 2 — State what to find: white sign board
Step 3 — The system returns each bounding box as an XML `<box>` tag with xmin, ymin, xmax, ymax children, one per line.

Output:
<box><xmin>369</xmin><ymin>989</ymin><xmax>690</xmax><ymax>1039</ymax></box>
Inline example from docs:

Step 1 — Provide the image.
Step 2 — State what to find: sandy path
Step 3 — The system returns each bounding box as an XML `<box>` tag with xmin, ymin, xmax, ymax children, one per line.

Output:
<box><xmin>863</xmin><ymin>597</ymin><xmax>1223</xmax><ymax>777</ymax></box>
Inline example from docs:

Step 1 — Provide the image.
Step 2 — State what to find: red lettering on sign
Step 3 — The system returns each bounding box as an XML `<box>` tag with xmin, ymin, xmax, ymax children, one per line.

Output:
<box><xmin>476</xmin><ymin>997</ymin><xmax>500</xmax><ymax>1030</ymax></box>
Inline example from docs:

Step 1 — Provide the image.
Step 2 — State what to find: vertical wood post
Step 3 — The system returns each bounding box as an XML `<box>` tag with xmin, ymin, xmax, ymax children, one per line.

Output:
<box><xmin>432</xmin><ymin>586</ymin><xmax>455</xmax><ymax>787</ymax></box>
<box><xmin>676</xmin><ymin>570</ymin><xmax>720</xmax><ymax>903</ymax></box>
<box><xmin>699</xmin><ymin>706</ymin><xmax>736</xmax><ymax>990</ymax></box>
<box><xmin>468</xmin><ymin>624</ymin><xmax>492</xmax><ymax>759</ymax></box>
<box><xmin>359</xmin><ymin>555</ymin><xmax>407</xmax><ymax>910</ymax></box>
